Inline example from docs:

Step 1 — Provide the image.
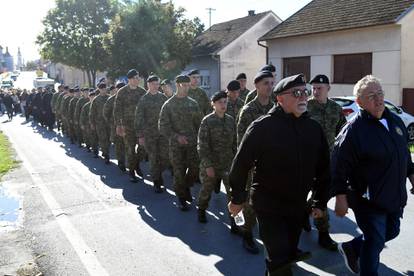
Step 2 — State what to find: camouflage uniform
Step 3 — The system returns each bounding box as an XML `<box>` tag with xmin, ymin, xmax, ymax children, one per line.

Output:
<box><xmin>60</xmin><ymin>95</ymin><xmax>74</xmax><ymax>138</ymax></box>
<box><xmin>135</xmin><ymin>92</ymin><xmax>169</xmax><ymax>182</ymax></box>
<box><xmin>103</xmin><ymin>94</ymin><xmax>125</xmax><ymax>164</ymax></box>
<box><xmin>90</xmin><ymin>94</ymin><xmax>110</xmax><ymax>157</ymax></box>
<box><xmin>55</xmin><ymin>92</ymin><xmax>66</xmax><ymax>132</ymax></box>
<box><xmin>159</xmin><ymin>95</ymin><xmax>203</xmax><ymax>199</ymax></box>
<box><xmin>239</xmin><ymin>88</ymin><xmax>250</xmax><ymax>103</ymax></box>
<box><xmin>197</xmin><ymin>112</ymin><xmax>237</xmax><ymax>210</ymax></box>
<box><xmin>226</xmin><ymin>97</ymin><xmax>244</xmax><ymax>121</ymax></box>
<box><xmin>307</xmin><ymin>98</ymin><xmax>347</xmax><ymax>232</ymax></box>
<box><xmin>244</xmin><ymin>89</ymin><xmax>257</xmax><ymax>105</ymax></box>
<box><xmin>237</xmin><ymin>96</ymin><xmax>274</xmax><ymax>232</ymax></box>
<box><xmin>113</xmin><ymin>85</ymin><xmax>147</xmax><ymax>172</ymax></box>
<box><xmin>68</xmin><ymin>96</ymin><xmax>80</xmax><ymax>142</ymax></box>
<box><xmin>188</xmin><ymin>87</ymin><xmax>212</xmax><ymax>116</ymax></box>
<box><xmin>80</xmin><ymin>101</ymin><xmax>98</xmax><ymax>151</ymax></box>
<box><xmin>74</xmin><ymin>97</ymin><xmax>89</xmax><ymax>146</ymax></box>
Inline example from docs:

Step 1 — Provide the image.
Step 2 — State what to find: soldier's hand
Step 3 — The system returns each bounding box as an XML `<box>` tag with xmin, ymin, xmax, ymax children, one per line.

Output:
<box><xmin>311</xmin><ymin>208</ymin><xmax>324</xmax><ymax>219</ymax></box>
<box><xmin>138</xmin><ymin>137</ymin><xmax>145</xmax><ymax>146</ymax></box>
<box><xmin>335</xmin><ymin>194</ymin><xmax>349</xmax><ymax>217</ymax></box>
<box><xmin>206</xmin><ymin>167</ymin><xmax>215</xmax><ymax>178</ymax></box>
<box><xmin>228</xmin><ymin>202</ymin><xmax>243</xmax><ymax>217</ymax></box>
<box><xmin>177</xmin><ymin>135</ymin><xmax>188</xmax><ymax>145</ymax></box>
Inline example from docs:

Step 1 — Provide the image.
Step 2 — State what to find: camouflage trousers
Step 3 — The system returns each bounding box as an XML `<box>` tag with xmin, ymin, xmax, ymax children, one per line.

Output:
<box><xmin>110</xmin><ymin>126</ymin><xmax>125</xmax><ymax>164</ymax></box>
<box><xmin>197</xmin><ymin>166</ymin><xmax>231</xmax><ymax>210</ymax></box>
<box><xmin>124</xmin><ymin>128</ymin><xmax>145</xmax><ymax>171</ymax></box>
<box><xmin>96</xmin><ymin>125</ymin><xmax>110</xmax><ymax>156</ymax></box>
<box><xmin>306</xmin><ymin>191</ymin><xmax>330</xmax><ymax>232</ymax></box>
<box><xmin>76</xmin><ymin>124</ymin><xmax>84</xmax><ymax>145</ymax></box>
<box><xmin>83</xmin><ymin>127</ymin><xmax>98</xmax><ymax>151</ymax></box>
<box><xmin>242</xmin><ymin>170</ymin><xmax>257</xmax><ymax>233</ymax></box>
<box><xmin>143</xmin><ymin>135</ymin><xmax>169</xmax><ymax>181</ymax></box>
<box><xmin>169</xmin><ymin>143</ymin><xmax>199</xmax><ymax>199</ymax></box>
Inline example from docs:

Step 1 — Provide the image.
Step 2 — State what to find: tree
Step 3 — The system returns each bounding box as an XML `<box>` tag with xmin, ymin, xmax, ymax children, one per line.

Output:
<box><xmin>105</xmin><ymin>0</ymin><xmax>204</xmax><ymax>79</ymax></box>
<box><xmin>24</xmin><ymin>61</ymin><xmax>39</xmax><ymax>71</ymax></box>
<box><xmin>36</xmin><ymin>0</ymin><xmax>117</xmax><ymax>87</ymax></box>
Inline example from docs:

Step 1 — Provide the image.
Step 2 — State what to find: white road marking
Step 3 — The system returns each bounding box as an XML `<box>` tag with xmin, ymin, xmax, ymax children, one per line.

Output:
<box><xmin>7</xmin><ymin>131</ymin><xmax>110</xmax><ymax>276</ymax></box>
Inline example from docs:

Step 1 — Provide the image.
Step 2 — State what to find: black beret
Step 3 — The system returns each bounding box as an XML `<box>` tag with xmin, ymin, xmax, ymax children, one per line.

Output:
<box><xmin>98</xmin><ymin>77</ymin><xmax>106</xmax><ymax>83</ymax></box>
<box><xmin>69</xmin><ymin>88</ymin><xmax>74</xmax><ymax>93</ymax></box>
<box><xmin>273</xmin><ymin>74</ymin><xmax>306</xmax><ymax>95</ymax></box>
<box><xmin>63</xmin><ymin>85</ymin><xmax>69</xmax><ymax>90</ymax></box>
<box><xmin>97</xmin><ymin>82</ymin><xmax>106</xmax><ymax>89</ymax></box>
<box><xmin>254</xmin><ymin>70</ymin><xmax>274</xmax><ymax>84</ymax></box>
<box><xmin>161</xmin><ymin>79</ymin><xmax>171</xmax><ymax>85</ymax></box>
<box><xmin>227</xmin><ymin>80</ymin><xmax>241</xmax><ymax>91</ymax></box>
<box><xmin>310</xmin><ymin>74</ymin><xmax>330</xmax><ymax>85</ymax></box>
<box><xmin>188</xmin><ymin>69</ymin><xmax>199</xmax><ymax>76</ymax></box>
<box><xmin>147</xmin><ymin>75</ymin><xmax>160</xmax><ymax>83</ymax></box>
<box><xmin>115</xmin><ymin>82</ymin><xmax>125</xmax><ymax>89</ymax></box>
<box><xmin>260</xmin><ymin>64</ymin><xmax>276</xmax><ymax>72</ymax></box>
<box><xmin>89</xmin><ymin>91</ymin><xmax>96</xmax><ymax>96</ymax></box>
<box><xmin>89</xmin><ymin>88</ymin><xmax>95</xmax><ymax>92</ymax></box>
<box><xmin>175</xmin><ymin>75</ymin><xmax>191</xmax><ymax>83</ymax></box>
<box><xmin>236</xmin><ymin>73</ymin><xmax>247</xmax><ymax>80</ymax></box>
<box><xmin>211</xmin><ymin>91</ymin><xmax>227</xmax><ymax>102</ymax></box>
<box><xmin>127</xmin><ymin>69</ymin><xmax>139</xmax><ymax>79</ymax></box>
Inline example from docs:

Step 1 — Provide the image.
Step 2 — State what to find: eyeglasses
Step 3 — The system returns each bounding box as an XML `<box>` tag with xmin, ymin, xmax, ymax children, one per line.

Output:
<box><xmin>364</xmin><ymin>91</ymin><xmax>384</xmax><ymax>101</ymax></box>
<box><xmin>279</xmin><ymin>88</ymin><xmax>311</xmax><ymax>98</ymax></box>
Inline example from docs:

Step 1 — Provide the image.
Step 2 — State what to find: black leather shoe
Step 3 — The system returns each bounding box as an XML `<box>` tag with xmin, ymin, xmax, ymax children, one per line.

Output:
<box><xmin>129</xmin><ymin>171</ymin><xmax>138</xmax><ymax>183</ymax></box>
<box><xmin>118</xmin><ymin>161</ymin><xmax>126</xmax><ymax>172</ymax></box>
<box><xmin>197</xmin><ymin>209</ymin><xmax>207</xmax><ymax>223</ymax></box>
<box><xmin>242</xmin><ymin>232</ymin><xmax>259</xmax><ymax>254</ymax></box>
<box><xmin>230</xmin><ymin>217</ymin><xmax>242</xmax><ymax>236</ymax></box>
<box><xmin>294</xmin><ymin>248</ymin><xmax>312</xmax><ymax>262</ymax></box>
<box><xmin>318</xmin><ymin>232</ymin><xmax>337</xmax><ymax>251</ymax></box>
<box><xmin>154</xmin><ymin>180</ymin><xmax>163</xmax><ymax>193</ymax></box>
<box><xmin>135</xmin><ymin>166</ymin><xmax>143</xmax><ymax>178</ymax></box>
<box><xmin>178</xmin><ymin>198</ymin><xmax>189</xmax><ymax>211</ymax></box>
<box><xmin>104</xmin><ymin>154</ymin><xmax>110</xmax><ymax>165</ymax></box>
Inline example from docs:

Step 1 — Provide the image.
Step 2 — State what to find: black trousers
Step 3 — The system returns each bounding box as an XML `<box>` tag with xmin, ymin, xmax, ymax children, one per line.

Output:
<box><xmin>257</xmin><ymin>211</ymin><xmax>303</xmax><ymax>274</ymax></box>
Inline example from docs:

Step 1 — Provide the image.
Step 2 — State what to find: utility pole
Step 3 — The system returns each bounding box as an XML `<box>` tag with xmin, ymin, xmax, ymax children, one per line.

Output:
<box><xmin>206</xmin><ymin>7</ymin><xmax>216</xmax><ymax>29</ymax></box>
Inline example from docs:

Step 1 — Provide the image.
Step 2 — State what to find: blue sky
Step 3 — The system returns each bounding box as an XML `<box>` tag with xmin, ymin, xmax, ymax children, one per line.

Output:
<box><xmin>0</xmin><ymin>0</ymin><xmax>312</xmax><ymax>62</ymax></box>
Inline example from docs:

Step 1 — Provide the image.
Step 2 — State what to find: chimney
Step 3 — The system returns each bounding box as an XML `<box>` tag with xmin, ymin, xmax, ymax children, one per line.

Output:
<box><xmin>248</xmin><ymin>10</ymin><xmax>255</xmax><ymax>16</ymax></box>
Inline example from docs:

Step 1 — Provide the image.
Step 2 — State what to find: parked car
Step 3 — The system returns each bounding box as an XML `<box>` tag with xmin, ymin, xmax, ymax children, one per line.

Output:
<box><xmin>332</xmin><ymin>96</ymin><xmax>414</xmax><ymax>142</ymax></box>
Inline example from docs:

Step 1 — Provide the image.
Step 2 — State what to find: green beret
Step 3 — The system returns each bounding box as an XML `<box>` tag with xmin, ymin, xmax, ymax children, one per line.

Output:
<box><xmin>310</xmin><ymin>74</ymin><xmax>330</xmax><ymax>85</ymax></box>
<box><xmin>273</xmin><ymin>74</ymin><xmax>306</xmax><ymax>95</ymax></box>
<box><xmin>211</xmin><ymin>91</ymin><xmax>227</xmax><ymax>102</ymax></box>
<box><xmin>175</xmin><ymin>75</ymin><xmax>190</xmax><ymax>83</ymax></box>
<box><xmin>254</xmin><ymin>70</ymin><xmax>273</xmax><ymax>84</ymax></box>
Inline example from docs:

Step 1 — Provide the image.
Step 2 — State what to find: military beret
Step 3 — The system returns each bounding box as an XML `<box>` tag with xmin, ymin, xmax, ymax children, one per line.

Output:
<box><xmin>273</xmin><ymin>74</ymin><xmax>306</xmax><ymax>95</ymax></box>
<box><xmin>89</xmin><ymin>91</ymin><xmax>96</xmax><ymax>96</ymax></box>
<box><xmin>89</xmin><ymin>88</ymin><xmax>95</xmax><ymax>92</ymax></box>
<box><xmin>260</xmin><ymin>64</ymin><xmax>276</xmax><ymax>72</ymax></box>
<box><xmin>73</xmin><ymin>86</ymin><xmax>80</xmax><ymax>92</ymax></box>
<box><xmin>188</xmin><ymin>69</ymin><xmax>199</xmax><ymax>76</ymax></box>
<box><xmin>69</xmin><ymin>88</ymin><xmax>74</xmax><ymax>93</ymax></box>
<box><xmin>254</xmin><ymin>70</ymin><xmax>274</xmax><ymax>84</ymax></box>
<box><xmin>97</xmin><ymin>82</ymin><xmax>106</xmax><ymax>89</ymax></box>
<box><xmin>227</xmin><ymin>80</ymin><xmax>241</xmax><ymax>91</ymax></box>
<box><xmin>310</xmin><ymin>74</ymin><xmax>330</xmax><ymax>85</ymax></box>
<box><xmin>175</xmin><ymin>75</ymin><xmax>191</xmax><ymax>83</ymax></box>
<box><xmin>161</xmin><ymin>79</ymin><xmax>171</xmax><ymax>85</ymax></box>
<box><xmin>98</xmin><ymin>77</ymin><xmax>106</xmax><ymax>83</ymax></box>
<box><xmin>63</xmin><ymin>85</ymin><xmax>69</xmax><ymax>90</ymax></box>
<box><xmin>115</xmin><ymin>82</ymin><xmax>125</xmax><ymax>89</ymax></box>
<box><xmin>127</xmin><ymin>69</ymin><xmax>139</xmax><ymax>79</ymax></box>
<box><xmin>211</xmin><ymin>91</ymin><xmax>227</xmax><ymax>102</ymax></box>
<box><xmin>236</xmin><ymin>73</ymin><xmax>247</xmax><ymax>80</ymax></box>
<box><xmin>147</xmin><ymin>75</ymin><xmax>160</xmax><ymax>83</ymax></box>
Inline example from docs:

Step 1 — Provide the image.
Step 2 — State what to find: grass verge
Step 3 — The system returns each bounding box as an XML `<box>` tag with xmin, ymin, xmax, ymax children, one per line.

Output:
<box><xmin>0</xmin><ymin>131</ymin><xmax>18</xmax><ymax>179</ymax></box>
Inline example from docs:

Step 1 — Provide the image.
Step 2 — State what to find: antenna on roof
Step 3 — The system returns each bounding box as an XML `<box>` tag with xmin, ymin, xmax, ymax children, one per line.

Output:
<box><xmin>206</xmin><ymin>7</ymin><xmax>216</xmax><ymax>30</ymax></box>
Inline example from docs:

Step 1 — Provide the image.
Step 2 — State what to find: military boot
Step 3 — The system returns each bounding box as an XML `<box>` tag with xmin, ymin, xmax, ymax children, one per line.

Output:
<box><xmin>93</xmin><ymin>149</ymin><xmax>99</xmax><ymax>158</ymax></box>
<box><xmin>153</xmin><ymin>180</ymin><xmax>163</xmax><ymax>194</ymax></box>
<box><xmin>178</xmin><ymin>198</ymin><xmax>189</xmax><ymax>211</ymax></box>
<box><xmin>197</xmin><ymin>209</ymin><xmax>207</xmax><ymax>223</ymax></box>
<box><xmin>129</xmin><ymin>171</ymin><xmax>138</xmax><ymax>183</ymax></box>
<box><xmin>230</xmin><ymin>217</ymin><xmax>242</xmax><ymax>236</ymax></box>
<box><xmin>104</xmin><ymin>154</ymin><xmax>110</xmax><ymax>165</ymax></box>
<box><xmin>135</xmin><ymin>165</ymin><xmax>143</xmax><ymax>178</ymax></box>
<box><xmin>118</xmin><ymin>161</ymin><xmax>126</xmax><ymax>172</ymax></box>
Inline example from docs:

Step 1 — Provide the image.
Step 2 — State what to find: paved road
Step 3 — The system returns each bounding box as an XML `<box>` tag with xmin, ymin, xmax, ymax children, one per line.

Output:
<box><xmin>1</xmin><ymin>115</ymin><xmax>414</xmax><ymax>276</ymax></box>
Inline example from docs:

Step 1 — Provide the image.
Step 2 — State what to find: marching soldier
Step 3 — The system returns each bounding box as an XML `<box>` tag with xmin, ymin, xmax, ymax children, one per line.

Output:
<box><xmin>159</xmin><ymin>75</ymin><xmax>203</xmax><ymax>211</ymax></box>
<box><xmin>80</xmin><ymin>91</ymin><xmax>97</xmax><ymax>153</ymax></box>
<box><xmin>113</xmin><ymin>69</ymin><xmax>147</xmax><ymax>182</ymax></box>
<box><xmin>236</xmin><ymin>73</ymin><xmax>250</xmax><ymax>102</ymax></box>
<box><xmin>187</xmin><ymin>69</ymin><xmax>211</xmax><ymax>116</ymax></box>
<box><xmin>103</xmin><ymin>82</ymin><xmax>126</xmax><ymax>171</ymax></box>
<box><xmin>135</xmin><ymin>75</ymin><xmax>169</xmax><ymax>193</ymax></box>
<box><xmin>244</xmin><ymin>64</ymin><xmax>276</xmax><ymax>105</ymax></box>
<box><xmin>196</xmin><ymin>91</ymin><xmax>237</xmax><ymax>225</ymax></box>
<box><xmin>225</xmin><ymin>80</ymin><xmax>244</xmax><ymax>121</ymax></box>
<box><xmin>90</xmin><ymin>82</ymin><xmax>111</xmax><ymax>163</ymax></box>
<box><xmin>74</xmin><ymin>88</ymin><xmax>90</xmax><ymax>147</ymax></box>
<box><xmin>160</xmin><ymin>79</ymin><xmax>174</xmax><ymax>98</ymax></box>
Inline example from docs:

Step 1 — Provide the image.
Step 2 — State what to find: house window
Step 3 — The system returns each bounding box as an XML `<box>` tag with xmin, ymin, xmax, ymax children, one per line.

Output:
<box><xmin>283</xmin><ymin>56</ymin><xmax>310</xmax><ymax>81</ymax></box>
<box><xmin>334</xmin><ymin>53</ymin><xmax>372</xmax><ymax>84</ymax></box>
<box><xmin>199</xmin><ymin>70</ymin><xmax>210</xmax><ymax>89</ymax></box>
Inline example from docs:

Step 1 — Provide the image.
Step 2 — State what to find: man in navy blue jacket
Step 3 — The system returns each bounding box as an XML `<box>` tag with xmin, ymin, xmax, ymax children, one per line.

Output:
<box><xmin>332</xmin><ymin>75</ymin><xmax>414</xmax><ymax>276</ymax></box>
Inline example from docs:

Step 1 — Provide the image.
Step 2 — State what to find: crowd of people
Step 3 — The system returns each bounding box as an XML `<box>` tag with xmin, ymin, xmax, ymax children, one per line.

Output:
<box><xmin>3</xmin><ymin>65</ymin><xmax>414</xmax><ymax>276</ymax></box>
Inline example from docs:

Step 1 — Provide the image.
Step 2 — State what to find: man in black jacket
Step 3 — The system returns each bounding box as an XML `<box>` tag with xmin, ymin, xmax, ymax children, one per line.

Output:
<box><xmin>332</xmin><ymin>75</ymin><xmax>414</xmax><ymax>276</ymax></box>
<box><xmin>228</xmin><ymin>74</ymin><xmax>330</xmax><ymax>276</ymax></box>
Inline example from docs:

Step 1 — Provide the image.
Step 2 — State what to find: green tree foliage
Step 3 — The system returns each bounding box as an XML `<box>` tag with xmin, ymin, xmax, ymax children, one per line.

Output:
<box><xmin>105</xmin><ymin>0</ymin><xmax>204</xmax><ymax>79</ymax></box>
<box><xmin>36</xmin><ymin>0</ymin><xmax>117</xmax><ymax>87</ymax></box>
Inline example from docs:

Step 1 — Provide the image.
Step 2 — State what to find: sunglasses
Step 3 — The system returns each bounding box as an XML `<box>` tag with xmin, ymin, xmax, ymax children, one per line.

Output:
<box><xmin>279</xmin><ymin>89</ymin><xmax>311</xmax><ymax>98</ymax></box>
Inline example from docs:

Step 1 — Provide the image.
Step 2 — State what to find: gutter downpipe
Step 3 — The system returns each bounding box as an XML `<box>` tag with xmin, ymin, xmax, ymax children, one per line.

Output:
<box><xmin>212</xmin><ymin>54</ymin><xmax>221</xmax><ymax>93</ymax></box>
<box><xmin>257</xmin><ymin>40</ymin><xmax>269</xmax><ymax>64</ymax></box>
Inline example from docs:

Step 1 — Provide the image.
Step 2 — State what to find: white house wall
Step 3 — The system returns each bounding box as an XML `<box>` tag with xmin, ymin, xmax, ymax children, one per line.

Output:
<box><xmin>218</xmin><ymin>14</ymin><xmax>281</xmax><ymax>91</ymax></box>
<box><xmin>399</xmin><ymin>7</ymin><xmax>414</xmax><ymax>91</ymax></box>
<box><xmin>267</xmin><ymin>25</ymin><xmax>403</xmax><ymax>104</ymax></box>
